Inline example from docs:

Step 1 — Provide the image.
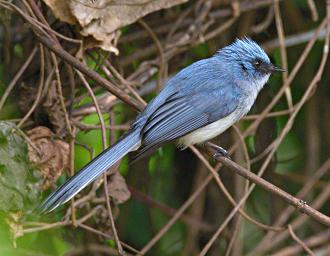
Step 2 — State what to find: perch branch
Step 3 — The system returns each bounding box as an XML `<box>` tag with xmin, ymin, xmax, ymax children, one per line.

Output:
<box><xmin>205</xmin><ymin>142</ymin><xmax>330</xmax><ymax>227</ymax></box>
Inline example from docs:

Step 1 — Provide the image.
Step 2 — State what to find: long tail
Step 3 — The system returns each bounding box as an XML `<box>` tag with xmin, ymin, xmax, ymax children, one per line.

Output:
<box><xmin>38</xmin><ymin>129</ymin><xmax>141</xmax><ymax>213</ymax></box>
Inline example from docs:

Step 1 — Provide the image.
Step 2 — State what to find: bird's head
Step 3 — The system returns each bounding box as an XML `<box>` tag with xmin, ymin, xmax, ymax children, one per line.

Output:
<box><xmin>216</xmin><ymin>38</ymin><xmax>284</xmax><ymax>85</ymax></box>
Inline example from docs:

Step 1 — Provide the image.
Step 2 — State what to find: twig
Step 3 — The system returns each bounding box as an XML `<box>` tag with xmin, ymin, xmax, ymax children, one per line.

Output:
<box><xmin>23</xmin><ymin>221</ymin><xmax>68</xmax><ymax>234</ymax></box>
<box><xmin>200</xmin><ymin>147</ymin><xmax>330</xmax><ymax>256</ymax></box>
<box><xmin>35</xmin><ymin>33</ymin><xmax>143</xmax><ymax>111</ymax></box>
<box><xmin>250</xmin><ymin>15</ymin><xmax>330</xmax><ymax>241</ymax></box>
<box><xmin>307</xmin><ymin>0</ymin><xmax>319</xmax><ymax>21</ymax></box>
<box><xmin>0</xmin><ymin>46</ymin><xmax>38</xmax><ymax>111</ymax></box>
<box><xmin>251</xmin><ymin>6</ymin><xmax>274</xmax><ymax>33</ymax></box>
<box><xmin>23</xmin><ymin>206</ymin><xmax>100</xmax><ymax>234</ymax></box>
<box><xmin>69</xmin><ymin>126</ymin><xmax>77</xmax><ymax>227</ymax></box>
<box><xmin>51</xmin><ymin>54</ymin><xmax>72</xmax><ymax>136</ymax></box>
<box><xmin>78</xmin><ymin>224</ymin><xmax>139</xmax><ymax>255</ymax></box>
<box><xmin>190</xmin><ymin>146</ymin><xmax>283</xmax><ymax>232</ymax></box>
<box><xmin>210</xmin><ymin>0</ymin><xmax>283</xmax><ymax>19</ymax></box>
<box><xmin>232</xmin><ymin>125</ymin><xmax>251</xmax><ymax>171</ymax></box>
<box><xmin>274</xmin><ymin>0</ymin><xmax>292</xmax><ymax>109</ymax></box>
<box><xmin>66</xmin><ymin>243</ymin><xmax>126</xmax><ymax>256</ymax></box>
<box><xmin>288</xmin><ymin>225</ymin><xmax>315</xmax><ymax>256</ymax></box>
<box><xmin>263</xmin><ymin>28</ymin><xmax>327</xmax><ymax>51</ymax></box>
<box><xmin>243</xmin><ymin>109</ymin><xmax>293</xmax><ymax>120</ymax></box>
<box><xmin>224</xmin><ymin>215</ymin><xmax>241</xmax><ymax>256</ymax></box>
<box><xmin>272</xmin><ymin>230</ymin><xmax>330</xmax><ymax>256</ymax></box>
<box><xmin>182</xmin><ymin>161</ymin><xmax>208</xmax><ymax>256</ymax></box>
<box><xmin>73</xmin><ymin>121</ymin><xmax>130</xmax><ymax>131</ymax></box>
<box><xmin>139</xmin><ymin>174</ymin><xmax>214</xmax><ymax>255</ymax></box>
<box><xmin>199</xmin><ymin>166</ymin><xmax>258</xmax><ymax>256</ymax></box>
<box><xmin>203</xmin><ymin>34</ymin><xmax>330</xmax><ymax>247</ymax></box>
<box><xmin>138</xmin><ymin>19</ymin><xmax>165</xmax><ymax>92</ymax></box>
<box><xmin>208</xmin><ymin>151</ymin><xmax>330</xmax><ymax>227</ymax></box>
<box><xmin>0</xmin><ymin>0</ymin><xmax>141</xmax><ymax>110</ymax></box>
<box><xmin>103</xmin><ymin>61</ymin><xmax>147</xmax><ymax>105</ymax></box>
<box><xmin>129</xmin><ymin>186</ymin><xmax>214</xmax><ymax>232</ymax></box>
<box><xmin>248</xmin><ymin>159</ymin><xmax>330</xmax><ymax>256</ymax></box>
<box><xmin>17</xmin><ymin>44</ymin><xmax>44</xmax><ymax>128</ymax></box>
<box><xmin>25</xmin><ymin>0</ymin><xmax>81</xmax><ymax>45</ymax></box>
<box><xmin>77</xmin><ymin>71</ymin><xmax>124</xmax><ymax>255</ymax></box>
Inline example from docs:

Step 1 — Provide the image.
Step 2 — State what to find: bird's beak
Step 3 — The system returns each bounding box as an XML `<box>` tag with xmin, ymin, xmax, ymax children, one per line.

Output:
<box><xmin>267</xmin><ymin>63</ymin><xmax>286</xmax><ymax>73</ymax></box>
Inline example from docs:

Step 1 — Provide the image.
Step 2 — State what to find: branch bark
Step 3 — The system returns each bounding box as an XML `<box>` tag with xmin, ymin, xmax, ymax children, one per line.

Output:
<box><xmin>35</xmin><ymin>33</ymin><xmax>143</xmax><ymax>112</ymax></box>
<box><xmin>205</xmin><ymin>142</ymin><xmax>330</xmax><ymax>227</ymax></box>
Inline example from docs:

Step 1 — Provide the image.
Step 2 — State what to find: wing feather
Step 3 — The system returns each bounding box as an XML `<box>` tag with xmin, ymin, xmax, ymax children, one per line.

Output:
<box><xmin>132</xmin><ymin>79</ymin><xmax>240</xmax><ymax>161</ymax></box>
<box><xmin>143</xmin><ymin>100</ymin><xmax>187</xmax><ymax>134</ymax></box>
<box><xmin>132</xmin><ymin>113</ymin><xmax>208</xmax><ymax>161</ymax></box>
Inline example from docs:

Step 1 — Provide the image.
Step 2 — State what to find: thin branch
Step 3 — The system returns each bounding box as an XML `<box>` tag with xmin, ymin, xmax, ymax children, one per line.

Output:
<box><xmin>17</xmin><ymin>44</ymin><xmax>44</xmax><ymax>128</ymax></box>
<box><xmin>274</xmin><ymin>0</ymin><xmax>292</xmax><ymax>109</ymax></box>
<box><xmin>206</xmin><ymin>149</ymin><xmax>330</xmax><ymax>227</ymax></box>
<box><xmin>139</xmin><ymin>174</ymin><xmax>214</xmax><ymax>255</ymax></box>
<box><xmin>77</xmin><ymin>71</ymin><xmax>124</xmax><ymax>255</ymax></box>
<box><xmin>288</xmin><ymin>225</ymin><xmax>315</xmax><ymax>256</ymax></box>
<box><xmin>129</xmin><ymin>186</ymin><xmax>214</xmax><ymax>232</ymax></box>
<box><xmin>0</xmin><ymin>47</ymin><xmax>38</xmax><ymax>111</ymax></box>
<box><xmin>35</xmin><ymin>32</ymin><xmax>143</xmax><ymax>111</ymax></box>
<box><xmin>190</xmin><ymin>146</ymin><xmax>283</xmax><ymax>232</ymax></box>
<box><xmin>200</xmin><ymin>146</ymin><xmax>330</xmax><ymax>255</ymax></box>
<box><xmin>138</xmin><ymin>19</ymin><xmax>165</xmax><ymax>92</ymax></box>
<box><xmin>272</xmin><ymin>230</ymin><xmax>330</xmax><ymax>256</ymax></box>
<box><xmin>307</xmin><ymin>0</ymin><xmax>319</xmax><ymax>21</ymax></box>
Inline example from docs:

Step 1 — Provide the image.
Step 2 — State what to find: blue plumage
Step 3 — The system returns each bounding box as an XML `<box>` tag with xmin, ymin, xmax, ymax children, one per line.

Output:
<box><xmin>39</xmin><ymin>38</ymin><xmax>283</xmax><ymax>213</ymax></box>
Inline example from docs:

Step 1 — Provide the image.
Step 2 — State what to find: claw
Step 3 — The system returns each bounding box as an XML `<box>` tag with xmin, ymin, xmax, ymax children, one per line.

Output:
<box><xmin>209</xmin><ymin>144</ymin><xmax>231</xmax><ymax>159</ymax></box>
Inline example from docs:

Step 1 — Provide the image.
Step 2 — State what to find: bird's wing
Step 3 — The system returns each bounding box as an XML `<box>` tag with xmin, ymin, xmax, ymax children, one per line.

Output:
<box><xmin>132</xmin><ymin>86</ymin><xmax>240</xmax><ymax>161</ymax></box>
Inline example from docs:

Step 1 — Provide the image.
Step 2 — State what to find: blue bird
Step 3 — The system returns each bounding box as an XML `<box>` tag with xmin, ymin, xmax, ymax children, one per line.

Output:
<box><xmin>39</xmin><ymin>38</ymin><xmax>284</xmax><ymax>213</ymax></box>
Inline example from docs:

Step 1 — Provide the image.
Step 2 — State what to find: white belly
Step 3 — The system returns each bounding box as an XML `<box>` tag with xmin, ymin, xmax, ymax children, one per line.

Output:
<box><xmin>177</xmin><ymin>75</ymin><xmax>269</xmax><ymax>148</ymax></box>
<box><xmin>177</xmin><ymin>110</ymin><xmax>240</xmax><ymax>147</ymax></box>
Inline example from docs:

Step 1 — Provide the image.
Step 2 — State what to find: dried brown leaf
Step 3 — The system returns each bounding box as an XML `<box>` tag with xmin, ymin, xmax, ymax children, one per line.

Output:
<box><xmin>43</xmin><ymin>81</ymin><xmax>66</xmax><ymax>134</ymax></box>
<box><xmin>42</xmin><ymin>0</ymin><xmax>76</xmax><ymax>24</ymax></box>
<box><xmin>95</xmin><ymin>205</ymin><xmax>116</xmax><ymax>238</ymax></box>
<box><xmin>43</xmin><ymin>0</ymin><xmax>187</xmax><ymax>53</ymax></box>
<box><xmin>27</xmin><ymin>126</ymin><xmax>69</xmax><ymax>189</ymax></box>
<box><xmin>94</xmin><ymin>172</ymin><xmax>130</xmax><ymax>236</ymax></box>
<box><xmin>107</xmin><ymin>172</ymin><xmax>131</xmax><ymax>204</ymax></box>
<box><xmin>81</xmin><ymin>32</ymin><xmax>121</xmax><ymax>55</ymax></box>
<box><xmin>70</xmin><ymin>0</ymin><xmax>187</xmax><ymax>34</ymax></box>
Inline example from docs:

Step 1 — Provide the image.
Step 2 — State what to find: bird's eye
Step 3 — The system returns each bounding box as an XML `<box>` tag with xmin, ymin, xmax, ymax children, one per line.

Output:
<box><xmin>253</xmin><ymin>59</ymin><xmax>262</xmax><ymax>68</ymax></box>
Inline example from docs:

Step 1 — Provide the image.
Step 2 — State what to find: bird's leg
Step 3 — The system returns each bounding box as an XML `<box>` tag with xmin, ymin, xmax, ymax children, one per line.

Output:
<box><xmin>205</xmin><ymin>143</ymin><xmax>231</xmax><ymax>159</ymax></box>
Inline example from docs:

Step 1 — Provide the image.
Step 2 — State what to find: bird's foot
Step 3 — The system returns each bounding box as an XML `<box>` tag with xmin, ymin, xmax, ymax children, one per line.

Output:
<box><xmin>209</xmin><ymin>144</ymin><xmax>231</xmax><ymax>159</ymax></box>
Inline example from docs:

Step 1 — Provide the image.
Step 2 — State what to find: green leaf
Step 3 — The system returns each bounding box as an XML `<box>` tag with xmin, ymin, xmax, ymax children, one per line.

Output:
<box><xmin>13</xmin><ymin>44</ymin><xmax>23</xmax><ymax>58</ymax></box>
<box><xmin>106</xmin><ymin>239</ymin><xmax>116</xmax><ymax>247</ymax></box>
<box><xmin>0</xmin><ymin>122</ymin><xmax>41</xmax><ymax>212</ymax></box>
